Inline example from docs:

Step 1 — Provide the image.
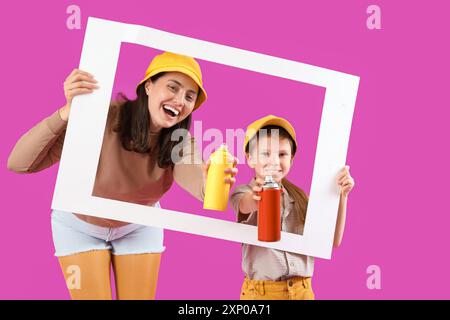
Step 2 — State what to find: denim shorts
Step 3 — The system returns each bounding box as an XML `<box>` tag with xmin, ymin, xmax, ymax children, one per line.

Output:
<box><xmin>51</xmin><ymin>204</ymin><xmax>165</xmax><ymax>257</ymax></box>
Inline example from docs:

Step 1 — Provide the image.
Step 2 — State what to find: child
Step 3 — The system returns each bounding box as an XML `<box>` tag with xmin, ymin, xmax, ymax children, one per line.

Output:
<box><xmin>230</xmin><ymin>115</ymin><xmax>355</xmax><ymax>300</ymax></box>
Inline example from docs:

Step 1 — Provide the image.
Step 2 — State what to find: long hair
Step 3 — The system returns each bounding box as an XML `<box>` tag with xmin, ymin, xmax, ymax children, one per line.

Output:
<box><xmin>244</xmin><ymin>125</ymin><xmax>309</xmax><ymax>225</ymax></box>
<box><xmin>112</xmin><ymin>72</ymin><xmax>192</xmax><ymax>168</ymax></box>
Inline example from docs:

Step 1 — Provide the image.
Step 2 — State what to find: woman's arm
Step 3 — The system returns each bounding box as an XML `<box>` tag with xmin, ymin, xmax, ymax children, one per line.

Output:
<box><xmin>173</xmin><ymin>136</ymin><xmax>207</xmax><ymax>202</ymax></box>
<box><xmin>7</xmin><ymin>69</ymin><xmax>98</xmax><ymax>174</ymax></box>
<box><xmin>7</xmin><ymin>108</ymin><xmax>67</xmax><ymax>173</ymax></box>
<box><xmin>173</xmin><ymin>136</ymin><xmax>238</xmax><ymax>202</ymax></box>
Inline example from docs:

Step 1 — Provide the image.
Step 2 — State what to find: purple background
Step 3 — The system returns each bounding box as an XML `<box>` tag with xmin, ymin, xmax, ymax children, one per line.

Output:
<box><xmin>1</xmin><ymin>1</ymin><xmax>449</xmax><ymax>299</ymax></box>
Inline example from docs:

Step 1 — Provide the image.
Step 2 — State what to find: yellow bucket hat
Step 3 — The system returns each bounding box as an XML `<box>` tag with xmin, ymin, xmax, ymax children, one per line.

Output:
<box><xmin>136</xmin><ymin>51</ymin><xmax>207</xmax><ymax>110</ymax></box>
<box><xmin>244</xmin><ymin>115</ymin><xmax>298</xmax><ymax>154</ymax></box>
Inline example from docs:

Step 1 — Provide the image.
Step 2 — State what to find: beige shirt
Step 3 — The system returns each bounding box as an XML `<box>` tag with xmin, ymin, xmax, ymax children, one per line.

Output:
<box><xmin>230</xmin><ymin>178</ymin><xmax>314</xmax><ymax>280</ymax></box>
<box><xmin>7</xmin><ymin>103</ymin><xmax>205</xmax><ymax>227</ymax></box>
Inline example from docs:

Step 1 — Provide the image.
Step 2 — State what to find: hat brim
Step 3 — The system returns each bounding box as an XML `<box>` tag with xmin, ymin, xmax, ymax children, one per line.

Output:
<box><xmin>244</xmin><ymin>118</ymin><xmax>298</xmax><ymax>153</ymax></box>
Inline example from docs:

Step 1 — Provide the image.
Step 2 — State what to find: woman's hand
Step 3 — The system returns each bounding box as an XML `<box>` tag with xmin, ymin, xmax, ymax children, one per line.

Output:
<box><xmin>224</xmin><ymin>155</ymin><xmax>239</xmax><ymax>187</ymax></box>
<box><xmin>337</xmin><ymin>165</ymin><xmax>355</xmax><ymax>197</ymax></box>
<box><xmin>59</xmin><ymin>69</ymin><xmax>99</xmax><ymax>121</ymax></box>
<box><xmin>202</xmin><ymin>153</ymin><xmax>239</xmax><ymax>187</ymax></box>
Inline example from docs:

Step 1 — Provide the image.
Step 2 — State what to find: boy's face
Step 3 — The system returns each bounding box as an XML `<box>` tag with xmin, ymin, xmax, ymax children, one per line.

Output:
<box><xmin>246</xmin><ymin>134</ymin><xmax>293</xmax><ymax>183</ymax></box>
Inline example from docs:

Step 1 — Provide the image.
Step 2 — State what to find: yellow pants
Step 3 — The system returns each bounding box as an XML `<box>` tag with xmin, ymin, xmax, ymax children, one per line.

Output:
<box><xmin>240</xmin><ymin>276</ymin><xmax>315</xmax><ymax>300</ymax></box>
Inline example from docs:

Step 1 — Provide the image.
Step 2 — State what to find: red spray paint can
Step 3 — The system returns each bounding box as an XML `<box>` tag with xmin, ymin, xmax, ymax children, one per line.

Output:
<box><xmin>258</xmin><ymin>175</ymin><xmax>281</xmax><ymax>242</ymax></box>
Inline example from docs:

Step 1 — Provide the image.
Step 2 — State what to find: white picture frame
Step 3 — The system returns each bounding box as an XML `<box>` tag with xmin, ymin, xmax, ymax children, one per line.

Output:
<box><xmin>51</xmin><ymin>17</ymin><xmax>359</xmax><ymax>259</ymax></box>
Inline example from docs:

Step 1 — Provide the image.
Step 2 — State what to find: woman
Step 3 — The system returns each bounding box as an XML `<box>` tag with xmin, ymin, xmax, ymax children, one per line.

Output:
<box><xmin>7</xmin><ymin>52</ymin><xmax>238</xmax><ymax>300</ymax></box>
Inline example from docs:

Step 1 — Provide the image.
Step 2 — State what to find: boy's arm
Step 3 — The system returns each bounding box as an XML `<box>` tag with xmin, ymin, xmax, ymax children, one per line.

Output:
<box><xmin>333</xmin><ymin>194</ymin><xmax>347</xmax><ymax>248</ymax></box>
<box><xmin>230</xmin><ymin>178</ymin><xmax>264</xmax><ymax>218</ymax></box>
<box><xmin>238</xmin><ymin>190</ymin><xmax>259</xmax><ymax>214</ymax></box>
<box><xmin>333</xmin><ymin>165</ymin><xmax>355</xmax><ymax>248</ymax></box>
<box><xmin>230</xmin><ymin>185</ymin><xmax>257</xmax><ymax>224</ymax></box>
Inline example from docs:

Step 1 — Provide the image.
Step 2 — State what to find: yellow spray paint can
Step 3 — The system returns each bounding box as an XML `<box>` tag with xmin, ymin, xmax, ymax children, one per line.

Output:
<box><xmin>203</xmin><ymin>144</ymin><xmax>234</xmax><ymax>211</ymax></box>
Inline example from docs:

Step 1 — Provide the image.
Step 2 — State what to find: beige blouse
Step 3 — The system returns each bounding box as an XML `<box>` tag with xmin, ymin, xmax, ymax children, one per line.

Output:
<box><xmin>230</xmin><ymin>178</ymin><xmax>314</xmax><ymax>280</ymax></box>
<box><xmin>7</xmin><ymin>103</ymin><xmax>205</xmax><ymax>228</ymax></box>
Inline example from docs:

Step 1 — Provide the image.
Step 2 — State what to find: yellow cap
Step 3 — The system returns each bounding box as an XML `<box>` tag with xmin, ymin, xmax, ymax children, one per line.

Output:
<box><xmin>244</xmin><ymin>115</ymin><xmax>298</xmax><ymax>154</ymax></box>
<box><xmin>136</xmin><ymin>52</ymin><xmax>207</xmax><ymax>110</ymax></box>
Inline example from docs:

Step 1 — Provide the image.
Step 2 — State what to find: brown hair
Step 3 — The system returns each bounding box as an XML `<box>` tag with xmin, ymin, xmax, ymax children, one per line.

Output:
<box><xmin>112</xmin><ymin>72</ymin><xmax>192</xmax><ymax>169</ymax></box>
<box><xmin>244</xmin><ymin>125</ymin><xmax>309</xmax><ymax>226</ymax></box>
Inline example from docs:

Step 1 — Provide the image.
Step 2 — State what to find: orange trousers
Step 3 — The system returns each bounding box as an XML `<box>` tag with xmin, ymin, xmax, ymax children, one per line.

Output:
<box><xmin>240</xmin><ymin>276</ymin><xmax>315</xmax><ymax>300</ymax></box>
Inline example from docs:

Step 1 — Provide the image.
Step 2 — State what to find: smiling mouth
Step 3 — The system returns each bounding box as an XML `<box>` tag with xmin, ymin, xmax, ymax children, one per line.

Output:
<box><xmin>162</xmin><ymin>104</ymin><xmax>180</xmax><ymax>118</ymax></box>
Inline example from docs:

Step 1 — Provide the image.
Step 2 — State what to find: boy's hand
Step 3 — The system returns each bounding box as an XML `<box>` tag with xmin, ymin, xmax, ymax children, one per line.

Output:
<box><xmin>337</xmin><ymin>165</ymin><xmax>355</xmax><ymax>197</ymax></box>
<box><xmin>251</xmin><ymin>177</ymin><xmax>265</xmax><ymax>201</ymax></box>
<box><xmin>239</xmin><ymin>177</ymin><xmax>265</xmax><ymax>214</ymax></box>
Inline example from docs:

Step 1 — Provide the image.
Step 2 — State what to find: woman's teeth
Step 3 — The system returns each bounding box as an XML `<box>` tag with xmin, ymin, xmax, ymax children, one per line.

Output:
<box><xmin>163</xmin><ymin>105</ymin><xmax>179</xmax><ymax>117</ymax></box>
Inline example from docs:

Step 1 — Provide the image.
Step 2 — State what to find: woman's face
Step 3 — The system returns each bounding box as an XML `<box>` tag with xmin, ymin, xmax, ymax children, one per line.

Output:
<box><xmin>246</xmin><ymin>135</ymin><xmax>294</xmax><ymax>183</ymax></box>
<box><xmin>145</xmin><ymin>72</ymin><xmax>199</xmax><ymax>132</ymax></box>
